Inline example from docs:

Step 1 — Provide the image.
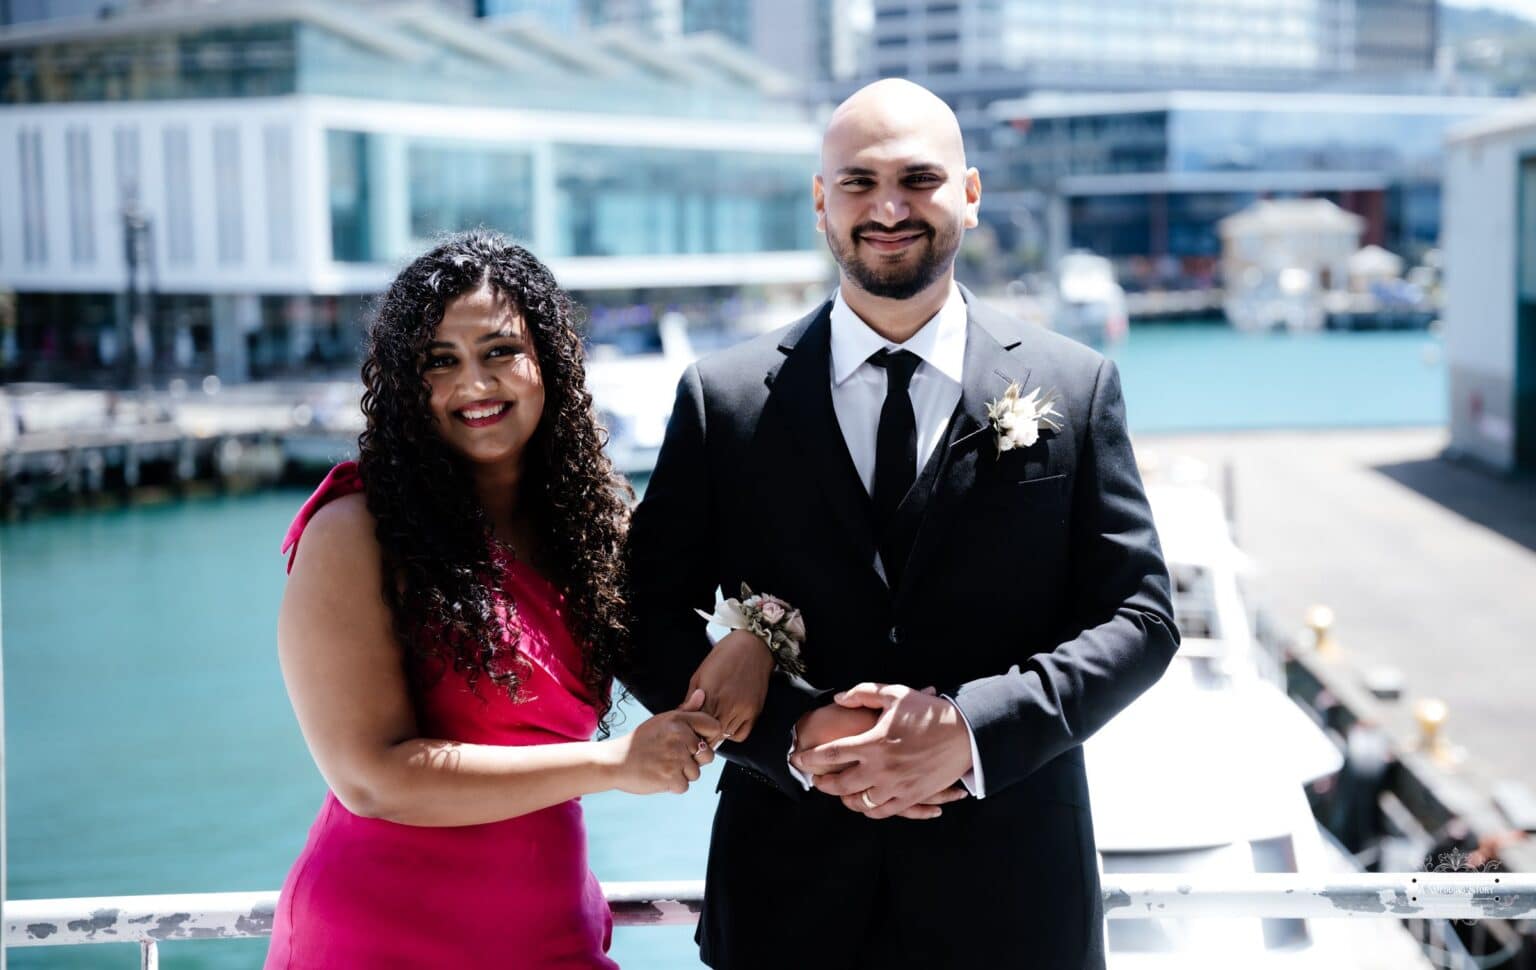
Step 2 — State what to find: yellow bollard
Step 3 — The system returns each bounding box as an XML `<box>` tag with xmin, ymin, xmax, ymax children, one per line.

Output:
<box><xmin>1306</xmin><ymin>604</ymin><xmax>1338</xmax><ymax>658</ymax></box>
<box><xmin>1415</xmin><ymin>697</ymin><xmax>1451</xmax><ymax>761</ymax></box>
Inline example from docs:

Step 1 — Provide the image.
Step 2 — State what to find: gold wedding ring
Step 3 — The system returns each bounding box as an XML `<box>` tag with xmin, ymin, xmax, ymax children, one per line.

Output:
<box><xmin>861</xmin><ymin>791</ymin><xmax>878</xmax><ymax>810</ymax></box>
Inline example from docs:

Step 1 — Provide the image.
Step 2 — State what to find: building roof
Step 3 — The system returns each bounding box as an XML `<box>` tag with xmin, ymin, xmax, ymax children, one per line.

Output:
<box><xmin>480</xmin><ymin>15</ymin><xmax>620</xmax><ymax>78</ymax></box>
<box><xmin>0</xmin><ymin>0</ymin><xmax>430</xmax><ymax>60</ymax></box>
<box><xmin>673</xmin><ymin>31</ymin><xmax>796</xmax><ymax>99</ymax></box>
<box><xmin>1217</xmin><ymin>199</ymin><xmax>1366</xmax><ymax>238</ymax></box>
<box><xmin>1446</xmin><ymin>94</ymin><xmax>1536</xmax><ymax>145</ymax></box>
<box><xmin>0</xmin><ymin>0</ymin><xmax>802</xmax><ymax>113</ymax></box>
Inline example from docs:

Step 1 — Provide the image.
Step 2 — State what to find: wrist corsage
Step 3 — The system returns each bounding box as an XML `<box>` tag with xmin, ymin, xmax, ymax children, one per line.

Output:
<box><xmin>696</xmin><ymin>583</ymin><xmax>807</xmax><ymax>677</ymax></box>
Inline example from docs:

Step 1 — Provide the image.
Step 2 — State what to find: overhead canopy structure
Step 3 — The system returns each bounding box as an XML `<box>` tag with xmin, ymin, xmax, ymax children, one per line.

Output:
<box><xmin>1217</xmin><ymin>198</ymin><xmax>1365</xmax><ymax>242</ymax></box>
<box><xmin>0</xmin><ymin>0</ymin><xmax>802</xmax><ymax>118</ymax></box>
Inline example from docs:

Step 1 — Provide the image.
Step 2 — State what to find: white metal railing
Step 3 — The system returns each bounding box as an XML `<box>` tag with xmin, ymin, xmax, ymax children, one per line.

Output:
<box><xmin>5</xmin><ymin>874</ymin><xmax>1534</xmax><ymax>967</ymax></box>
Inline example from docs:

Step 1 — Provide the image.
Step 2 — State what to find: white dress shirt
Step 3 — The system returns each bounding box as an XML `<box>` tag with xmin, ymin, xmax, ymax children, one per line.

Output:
<box><xmin>785</xmin><ymin>283</ymin><xmax>987</xmax><ymax>798</ymax></box>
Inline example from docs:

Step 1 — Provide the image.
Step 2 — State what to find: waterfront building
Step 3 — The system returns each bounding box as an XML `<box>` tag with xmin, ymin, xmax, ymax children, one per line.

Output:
<box><xmin>1442</xmin><ymin>102</ymin><xmax>1536</xmax><ymax>474</ymax></box>
<box><xmin>811</xmin><ymin>0</ymin><xmax>1465</xmax><ymax>285</ymax></box>
<box><xmin>866</xmin><ymin>0</ymin><xmax>1435</xmax><ymax>95</ymax></box>
<box><xmin>0</xmin><ymin>1</ymin><xmax>825</xmax><ymax>385</ymax></box>
<box><xmin>986</xmin><ymin>90</ymin><xmax>1506</xmax><ymax>288</ymax></box>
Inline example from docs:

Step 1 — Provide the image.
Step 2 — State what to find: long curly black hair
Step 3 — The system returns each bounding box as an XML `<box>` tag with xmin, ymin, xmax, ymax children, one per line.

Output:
<box><xmin>357</xmin><ymin>230</ymin><xmax>631</xmax><ymax>728</ymax></box>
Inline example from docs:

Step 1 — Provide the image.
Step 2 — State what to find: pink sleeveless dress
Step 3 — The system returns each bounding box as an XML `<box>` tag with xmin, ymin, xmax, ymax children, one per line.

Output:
<box><xmin>265</xmin><ymin>463</ymin><xmax>618</xmax><ymax>969</ymax></box>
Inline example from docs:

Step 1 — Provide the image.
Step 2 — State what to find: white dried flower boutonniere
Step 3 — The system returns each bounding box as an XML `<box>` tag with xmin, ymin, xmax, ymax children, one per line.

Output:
<box><xmin>696</xmin><ymin>583</ymin><xmax>807</xmax><ymax>677</ymax></box>
<box><xmin>986</xmin><ymin>383</ymin><xmax>1063</xmax><ymax>455</ymax></box>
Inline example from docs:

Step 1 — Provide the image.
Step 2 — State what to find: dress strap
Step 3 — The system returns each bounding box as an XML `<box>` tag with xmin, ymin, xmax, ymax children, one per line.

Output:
<box><xmin>282</xmin><ymin>461</ymin><xmax>364</xmax><ymax>573</ymax></box>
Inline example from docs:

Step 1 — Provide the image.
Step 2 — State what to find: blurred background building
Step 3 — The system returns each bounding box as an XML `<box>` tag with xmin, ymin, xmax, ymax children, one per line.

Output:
<box><xmin>1442</xmin><ymin>103</ymin><xmax>1536</xmax><ymax>474</ymax></box>
<box><xmin>987</xmin><ymin>89</ymin><xmax>1502</xmax><ymax>289</ymax></box>
<box><xmin>6</xmin><ymin>0</ymin><xmax>1536</xmax><ymax>393</ymax></box>
<box><xmin>0</xmin><ymin>1</ymin><xmax>824</xmax><ymax>384</ymax></box>
<box><xmin>841</xmin><ymin>0</ymin><xmax>1504</xmax><ymax>288</ymax></box>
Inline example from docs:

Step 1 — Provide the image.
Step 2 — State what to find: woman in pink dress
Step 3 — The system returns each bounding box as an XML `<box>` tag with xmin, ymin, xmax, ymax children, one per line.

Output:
<box><xmin>265</xmin><ymin>232</ymin><xmax>727</xmax><ymax>969</ymax></box>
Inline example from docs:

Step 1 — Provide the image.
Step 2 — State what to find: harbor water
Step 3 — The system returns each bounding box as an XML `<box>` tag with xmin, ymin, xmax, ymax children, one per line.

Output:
<box><xmin>1</xmin><ymin>324</ymin><xmax>1448</xmax><ymax>968</ymax></box>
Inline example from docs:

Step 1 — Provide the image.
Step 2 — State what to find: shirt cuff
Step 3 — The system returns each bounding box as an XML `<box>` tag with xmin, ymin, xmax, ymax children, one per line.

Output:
<box><xmin>943</xmin><ymin>695</ymin><xmax>986</xmax><ymax>798</ymax></box>
<box><xmin>787</xmin><ymin>725</ymin><xmax>813</xmax><ymax>790</ymax></box>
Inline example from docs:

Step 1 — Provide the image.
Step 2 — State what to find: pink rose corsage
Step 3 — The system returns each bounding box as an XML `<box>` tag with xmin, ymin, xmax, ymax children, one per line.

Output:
<box><xmin>696</xmin><ymin>583</ymin><xmax>807</xmax><ymax>677</ymax></box>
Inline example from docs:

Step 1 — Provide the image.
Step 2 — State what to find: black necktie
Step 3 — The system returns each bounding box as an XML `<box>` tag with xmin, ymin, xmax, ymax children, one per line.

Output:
<box><xmin>868</xmin><ymin>349</ymin><xmax>922</xmax><ymax>581</ymax></box>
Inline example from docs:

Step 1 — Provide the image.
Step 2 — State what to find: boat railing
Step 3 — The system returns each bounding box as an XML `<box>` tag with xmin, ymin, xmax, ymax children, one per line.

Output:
<box><xmin>5</xmin><ymin>874</ymin><xmax>1531</xmax><ymax>968</ymax></box>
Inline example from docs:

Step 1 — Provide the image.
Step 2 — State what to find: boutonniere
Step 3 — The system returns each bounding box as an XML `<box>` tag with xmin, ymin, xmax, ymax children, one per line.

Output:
<box><xmin>986</xmin><ymin>383</ymin><xmax>1063</xmax><ymax>455</ymax></box>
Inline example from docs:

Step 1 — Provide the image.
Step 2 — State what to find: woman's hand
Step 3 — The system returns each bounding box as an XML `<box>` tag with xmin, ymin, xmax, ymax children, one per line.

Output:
<box><xmin>687</xmin><ymin>630</ymin><xmax>775</xmax><ymax>742</ymax></box>
<box><xmin>602</xmin><ymin>689</ymin><xmax>720</xmax><ymax>795</ymax></box>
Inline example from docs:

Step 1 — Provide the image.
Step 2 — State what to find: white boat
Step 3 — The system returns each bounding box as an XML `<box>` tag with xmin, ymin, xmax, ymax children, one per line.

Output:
<box><xmin>1088</xmin><ymin>471</ymin><xmax>1434</xmax><ymax>968</ymax></box>
<box><xmin>585</xmin><ymin>312</ymin><xmax>697</xmax><ymax>476</ymax></box>
<box><xmin>1053</xmin><ymin>252</ymin><xmax>1130</xmax><ymax>349</ymax></box>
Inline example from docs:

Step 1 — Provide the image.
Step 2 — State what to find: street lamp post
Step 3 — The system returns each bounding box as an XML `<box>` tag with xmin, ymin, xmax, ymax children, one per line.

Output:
<box><xmin>120</xmin><ymin>195</ymin><xmax>156</xmax><ymax>390</ymax></box>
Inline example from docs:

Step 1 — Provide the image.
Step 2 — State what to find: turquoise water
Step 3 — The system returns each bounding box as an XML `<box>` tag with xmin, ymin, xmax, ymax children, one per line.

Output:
<box><xmin>0</xmin><ymin>325</ymin><xmax>1446</xmax><ymax>968</ymax></box>
<box><xmin>1110</xmin><ymin>323</ymin><xmax>1446</xmax><ymax>432</ymax></box>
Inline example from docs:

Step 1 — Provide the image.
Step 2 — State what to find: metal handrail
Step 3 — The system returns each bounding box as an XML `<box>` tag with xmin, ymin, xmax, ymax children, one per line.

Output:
<box><xmin>6</xmin><ymin>874</ymin><xmax>1534</xmax><ymax>963</ymax></box>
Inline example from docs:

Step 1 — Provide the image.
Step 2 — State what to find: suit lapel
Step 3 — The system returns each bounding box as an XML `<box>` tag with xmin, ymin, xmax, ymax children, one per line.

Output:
<box><xmin>766</xmin><ymin>302</ymin><xmax>883</xmax><ymax>584</ymax></box>
<box><xmin>894</xmin><ymin>289</ymin><xmax>1031</xmax><ymax>601</ymax></box>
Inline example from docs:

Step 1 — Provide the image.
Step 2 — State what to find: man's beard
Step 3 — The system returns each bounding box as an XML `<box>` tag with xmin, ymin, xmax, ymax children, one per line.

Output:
<box><xmin>827</xmin><ymin>218</ymin><xmax>962</xmax><ymax>300</ymax></box>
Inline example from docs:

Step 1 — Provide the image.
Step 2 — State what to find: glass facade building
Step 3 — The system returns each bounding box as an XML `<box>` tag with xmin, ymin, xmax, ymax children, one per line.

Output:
<box><xmin>984</xmin><ymin>92</ymin><xmax>1506</xmax><ymax>287</ymax></box>
<box><xmin>0</xmin><ymin>3</ymin><xmax>826</xmax><ymax>384</ymax></box>
<box><xmin>1005</xmin><ymin>97</ymin><xmax>1473</xmax><ymax>187</ymax></box>
<box><xmin>0</xmin><ymin>8</ymin><xmax>800</xmax><ymax>120</ymax></box>
<box><xmin>322</xmin><ymin>133</ymin><xmax>813</xmax><ymax>266</ymax></box>
<box><xmin>868</xmin><ymin>0</ymin><xmax>1432</xmax><ymax>85</ymax></box>
<box><xmin>551</xmin><ymin>146</ymin><xmax>812</xmax><ymax>258</ymax></box>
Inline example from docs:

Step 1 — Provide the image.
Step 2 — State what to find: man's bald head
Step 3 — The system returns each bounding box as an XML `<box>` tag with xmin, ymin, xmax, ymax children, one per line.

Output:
<box><xmin>821</xmin><ymin>79</ymin><xmax>967</xmax><ymax>176</ymax></box>
<box><xmin>813</xmin><ymin>78</ymin><xmax>980</xmax><ymax>306</ymax></box>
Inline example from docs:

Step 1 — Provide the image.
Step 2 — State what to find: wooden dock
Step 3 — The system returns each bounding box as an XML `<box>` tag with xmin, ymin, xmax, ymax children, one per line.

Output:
<box><xmin>0</xmin><ymin>385</ymin><xmax>360</xmax><ymax>516</ymax></box>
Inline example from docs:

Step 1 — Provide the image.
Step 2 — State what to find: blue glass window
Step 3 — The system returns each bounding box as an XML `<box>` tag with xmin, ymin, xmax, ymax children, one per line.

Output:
<box><xmin>328</xmin><ymin>129</ymin><xmax>372</xmax><ymax>263</ymax></box>
<box><xmin>551</xmin><ymin>146</ymin><xmax>814</xmax><ymax>258</ymax></box>
<box><xmin>408</xmin><ymin>142</ymin><xmax>533</xmax><ymax>244</ymax></box>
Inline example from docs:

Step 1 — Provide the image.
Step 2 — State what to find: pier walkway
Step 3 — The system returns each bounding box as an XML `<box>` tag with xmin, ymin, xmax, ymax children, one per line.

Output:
<box><xmin>1140</xmin><ymin>427</ymin><xmax>1536</xmax><ymax>791</ymax></box>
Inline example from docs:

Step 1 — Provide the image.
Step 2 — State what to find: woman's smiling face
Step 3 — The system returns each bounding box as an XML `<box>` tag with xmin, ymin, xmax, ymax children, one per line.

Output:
<box><xmin>421</xmin><ymin>284</ymin><xmax>545</xmax><ymax>470</ymax></box>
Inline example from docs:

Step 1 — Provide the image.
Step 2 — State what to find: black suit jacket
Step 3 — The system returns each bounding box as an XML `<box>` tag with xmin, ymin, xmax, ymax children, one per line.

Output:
<box><xmin>623</xmin><ymin>288</ymin><xmax>1179</xmax><ymax>969</ymax></box>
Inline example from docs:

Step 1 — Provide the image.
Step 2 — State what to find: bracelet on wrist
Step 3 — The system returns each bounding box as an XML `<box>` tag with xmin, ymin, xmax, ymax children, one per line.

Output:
<box><xmin>696</xmin><ymin>583</ymin><xmax>807</xmax><ymax>677</ymax></box>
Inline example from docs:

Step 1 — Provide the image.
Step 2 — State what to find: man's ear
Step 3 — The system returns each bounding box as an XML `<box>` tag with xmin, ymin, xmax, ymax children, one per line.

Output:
<box><xmin>813</xmin><ymin>173</ymin><xmax>827</xmax><ymax>233</ymax></box>
<box><xmin>963</xmin><ymin>167</ymin><xmax>981</xmax><ymax>230</ymax></box>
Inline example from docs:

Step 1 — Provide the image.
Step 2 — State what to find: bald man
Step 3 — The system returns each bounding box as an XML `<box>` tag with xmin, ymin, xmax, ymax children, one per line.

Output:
<box><xmin>624</xmin><ymin>79</ymin><xmax>1178</xmax><ymax>969</ymax></box>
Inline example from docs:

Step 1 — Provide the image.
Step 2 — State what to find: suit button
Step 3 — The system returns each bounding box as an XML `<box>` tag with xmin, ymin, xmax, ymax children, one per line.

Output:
<box><xmin>888</xmin><ymin>625</ymin><xmax>901</xmax><ymax>645</ymax></box>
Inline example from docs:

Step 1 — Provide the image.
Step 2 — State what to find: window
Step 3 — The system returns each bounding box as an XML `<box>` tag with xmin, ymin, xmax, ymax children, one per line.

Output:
<box><xmin>551</xmin><ymin>145</ymin><xmax>814</xmax><ymax>258</ymax></box>
<box><xmin>213</xmin><ymin>126</ymin><xmax>244</xmax><ymax>264</ymax></box>
<box><xmin>66</xmin><ymin>127</ymin><xmax>96</xmax><ymax>265</ymax></box>
<box><xmin>327</xmin><ymin>129</ymin><xmax>372</xmax><ymax>263</ymax></box>
<box><xmin>264</xmin><ymin>125</ymin><xmax>295</xmax><ymax>264</ymax></box>
<box><xmin>162</xmin><ymin>126</ymin><xmax>195</xmax><ymax>265</ymax></box>
<box><xmin>113</xmin><ymin>125</ymin><xmax>142</xmax><ymax>206</ymax></box>
<box><xmin>18</xmin><ymin>128</ymin><xmax>48</xmax><ymax>265</ymax></box>
<box><xmin>407</xmin><ymin>141</ymin><xmax>533</xmax><ymax>244</ymax></box>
